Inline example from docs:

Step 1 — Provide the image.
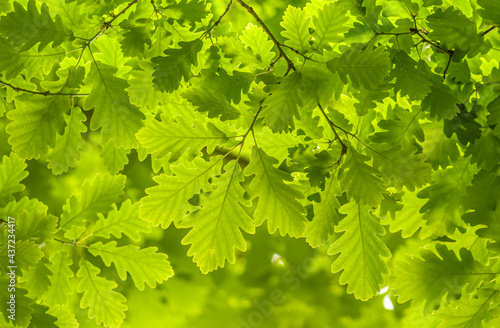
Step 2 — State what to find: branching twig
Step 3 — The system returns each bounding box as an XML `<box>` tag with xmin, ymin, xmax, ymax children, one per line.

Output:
<box><xmin>279</xmin><ymin>43</ymin><xmax>324</xmax><ymax>63</ymax></box>
<box><xmin>236</xmin><ymin>0</ymin><xmax>296</xmax><ymax>74</ymax></box>
<box><xmin>408</xmin><ymin>27</ymin><xmax>454</xmax><ymax>80</ymax></box>
<box><xmin>317</xmin><ymin>103</ymin><xmax>348</xmax><ymax>162</ymax></box>
<box><xmin>411</xmin><ymin>28</ymin><xmax>452</xmax><ymax>55</ymax></box>
<box><xmin>0</xmin><ymin>80</ymin><xmax>88</xmax><ymax>97</ymax></box>
<box><xmin>75</xmin><ymin>0</ymin><xmax>139</xmax><ymax>66</ymax></box>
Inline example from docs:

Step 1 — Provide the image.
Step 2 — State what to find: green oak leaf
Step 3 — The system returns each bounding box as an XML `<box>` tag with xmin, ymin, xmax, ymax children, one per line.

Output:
<box><xmin>390</xmin><ymin>51</ymin><xmax>433</xmax><ymax>100</ymax></box>
<box><xmin>240</xmin><ymin>23</ymin><xmax>276</xmax><ymax>66</ymax></box>
<box><xmin>59</xmin><ymin>174</ymin><xmax>126</xmax><ymax>239</ymax></box>
<box><xmin>427</xmin><ymin>7</ymin><xmax>488</xmax><ymax>56</ymax></box>
<box><xmin>83</xmin><ymin>62</ymin><xmax>145</xmax><ymax>149</ymax></box>
<box><xmin>436</xmin><ymin>288</ymin><xmax>498</xmax><ymax>328</ymax></box>
<box><xmin>46</xmin><ymin>106</ymin><xmax>87</xmax><ymax>175</ymax></box>
<box><xmin>183</xmin><ymin>86</ymin><xmax>240</xmax><ymax>121</ymax></box>
<box><xmin>306</xmin><ymin>175</ymin><xmax>342</xmax><ymax>247</ymax></box>
<box><xmin>280</xmin><ymin>5</ymin><xmax>311</xmax><ymax>53</ymax></box>
<box><xmin>0</xmin><ymin>0</ymin><xmax>74</xmax><ymax>52</ymax></box>
<box><xmin>88</xmin><ymin>241</ymin><xmax>173</xmax><ymax>290</ymax></box>
<box><xmin>15</xmin><ymin>209</ymin><xmax>57</xmax><ymax>242</ymax></box>
<box><xmin>312</xmin><ymin>1</ymin><xmax>349</xmax><ymax>51</ymax></box>
<box><xmin>91</xmin><ymin>199</ymin><xmax>151</xmax><ymax>241</ymax></box>
<box><xmin>328</xmin><ymin>199</ymin><xmax>391</xmax><ymax>301</ymax></box>
<box><xmin>391</xmin><ymin>245</ymin><xmax>493</xmax><ymax>315</ymax></box>
<box><xmin>327</xmin><ymin>44</ymin><xmax>391</xmax><ymax>90</ymax></box>
<box><xmin>261</xmin><ymin>71</ymin><xmax>304</xmax><ymax>133</ymax></box>
<box><xmin>18</xmin><ymin>257</ymin><xmax>52</xmax><ymax>300</ymax></box>
<box><xmin>152</xmin><ymin>39</ymin><xmax>203</xmax><ymax>93</ymax></box>
<box><xmin>100</xmin><ymin>140</ymin><xmax>130</xmax><ymax>175</ymax></box>
<box><xmin>0</xmin><ymin>153</ymin><xmax>28</xmax><ymax>205</ymax></box>
<box><xmin>180</xmin><ymin>161</ymin><xmax>255</xmax><ymax>273</ymax></box>
<box><xmin>140</xmin><ymin>156</ymin><xmax>223</xmax><ymax>228</ymax></box>
<box><xmin>478</xmin><ymin>0</ymin><xmax>500</xmax><ymax>24</ymax></box>
<box><xmin>136</xmin><ymin>114</ymin><xmax>228</xmax><ymax>162</ymax></box>
<box><xmin>76</xmin><ymin>259</ymin><xmax>127</xmax><ymax>328</ymax></box>
<box><xmin>417</xmin><ymin>157</ymin><xmax>476</xmax><ymax>237</ymax></box>
<box><xmin>6</xmin><ymin>95</ymin><xmax>66</xmax><ymax>159</ymax></box>
<box><xmin>341</xmin><ymin>148</ymin><xmax>385</xmax><ymax>207</ymax></box>
<box><xmin>462</xmin><ymin>171</ymin><xmax>500</xmax><ymax>251</ymax></box>
<box><xmin>44</xmin><ymin>250</ymin><xmax>73</xmax><ymax>307</ymax></box>
<box><xmin>244</xmin><ymin>147</ymin><xmax>307</xmax><ymax>237</ymax></box>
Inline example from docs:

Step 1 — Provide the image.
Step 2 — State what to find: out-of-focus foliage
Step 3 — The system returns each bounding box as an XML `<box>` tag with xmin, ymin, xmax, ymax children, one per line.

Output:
<box><xmin>0</xmin><ymin>0</ymin><xmax>499</xmax><ymax>327</ymax></box>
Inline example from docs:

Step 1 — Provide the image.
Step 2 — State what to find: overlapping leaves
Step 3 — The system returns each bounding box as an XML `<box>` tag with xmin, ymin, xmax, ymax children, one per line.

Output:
<box><xmin>0</xmin><ymin>0</ymin><xmax>499</xmax><ymax>326</ymax></box>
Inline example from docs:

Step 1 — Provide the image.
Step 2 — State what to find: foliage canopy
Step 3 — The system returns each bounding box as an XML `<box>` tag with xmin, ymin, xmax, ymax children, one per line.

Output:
<box><xmin>0</xmin><ymin>0</ymin><xmax>499</xmax><ymax>327</ymax></box>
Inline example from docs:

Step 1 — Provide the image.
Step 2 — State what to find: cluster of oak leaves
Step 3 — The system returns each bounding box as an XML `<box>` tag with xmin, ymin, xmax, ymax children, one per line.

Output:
<box><xmin>0</xmin><ymin>0</ymin><xmax>500</xmax><ymax>327</ymax></box>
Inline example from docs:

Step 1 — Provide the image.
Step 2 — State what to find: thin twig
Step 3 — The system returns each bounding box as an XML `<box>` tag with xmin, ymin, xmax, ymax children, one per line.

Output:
<box><xmin>279</xmin><ymin>43</ymin><xmax>325</xmax><ymax>63</ymax></box>
<box><xmin>318</xmin><ymin>103</ymin><xmax>395</xmax><ymax>163</ymax></box>
<box><xmin>236</xmin><ymin>0</ymin><xmax>295</xmax><ymax>74</ymax></box>
<box><xmin>481</xmin><ymin>26</ymin><xmax>497</xmax><ymax>36</ymax></box>
<box><xmin>442</xmin><ymin>51</ymin><xmax>454</xmax><ymax>81</ymax></box>
<box><xmin>0</xmin><ymin>80</ymin><xmax>88</xmax><ymax>97</ymax></box>
<box><xmin>411</xmin><ymin>28</ymin><xmax>452</xmax><ymax>55</ymax></box>
<box><xmin>202</xmin><ymin>0</ymin><xmax>234</xmax><ymax>39</ymax></box>
<box><xmin>105</xmin><ymin>0</ymin><xmax>139</xmax><ymax>27</ymax></box>
<box><xmin>410</xmin><ymin>27</ymin><xmax>454</xmax><ymax>80</ymax></box>
<box><xmin>376</xmin><ymin>31</ymin><xmax>414</xmax><ymax>36</ymax></box>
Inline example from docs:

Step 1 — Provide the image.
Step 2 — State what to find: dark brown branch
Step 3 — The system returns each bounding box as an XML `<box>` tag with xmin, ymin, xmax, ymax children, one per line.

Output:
<box><xmin>0</xmin><ymin>80</ymin><xmax>88</xmax><ymax>97</ymax></box>
<box><xmin>236</xmin><ymin>0</ymin><xmax>296</xmax><ymax>74</ymax></box>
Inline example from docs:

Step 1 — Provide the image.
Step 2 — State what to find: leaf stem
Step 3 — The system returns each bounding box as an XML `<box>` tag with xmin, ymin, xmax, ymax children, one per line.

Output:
<box><xmin>236</xmin><ymin>0</ymin><xmax>296</xmax><ymax>75</ymax></box>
